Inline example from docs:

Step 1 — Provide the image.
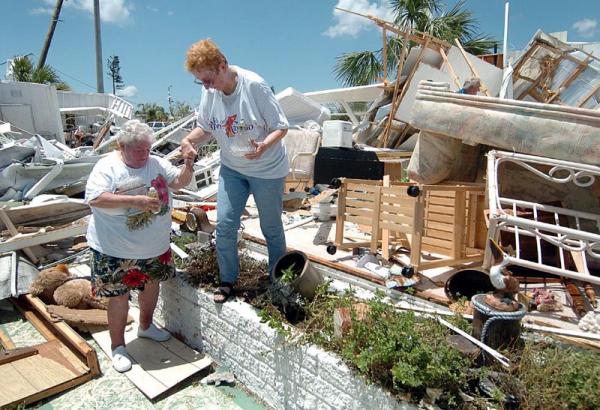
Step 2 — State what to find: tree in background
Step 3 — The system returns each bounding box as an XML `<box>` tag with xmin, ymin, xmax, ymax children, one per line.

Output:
<box><xmin>135</xmin><ymin>103</ymin><xmax>169</xmax><ymax>122</ymax></box>
<box><xmin>107</xmin><ymin>55</ymin><xmax>124</xmax><ymax>95</ymax></box>
<box><xmin>171</xmin><ymin>101</ymin><xmax>193</xmax><ymax>120</ymax></box>
<box><xmin>10</xmin><ymin>56</ymin><xmax>70</xmax><ymax>90</ymax></box>
<box><xmin>334</xmin><ymin>0</ymin><xmax>496</xmax><ymax>86</ymax></box>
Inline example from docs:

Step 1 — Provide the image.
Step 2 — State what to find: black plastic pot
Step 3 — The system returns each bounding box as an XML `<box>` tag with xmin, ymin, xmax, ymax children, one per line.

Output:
<box><xmin>444</xmin><ymin>268</ymin><xmax>495</xmax><ymax>301</ymax></box>
<box><xmin>272</xmin><ymin>251</ymin><xmax>324</xmax><ymax>299</ymax></box>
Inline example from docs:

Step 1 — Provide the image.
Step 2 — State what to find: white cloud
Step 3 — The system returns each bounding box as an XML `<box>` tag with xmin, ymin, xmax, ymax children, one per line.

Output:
<box><xmin>167</xmin><ymin>10</ymin><xmax>174</xmax><ymax>16</ymax></box>
<box><xmin>323</xmin><ymin>0</ymin><xmax>394</xmax><ymax>38</ymax></box>
<box><xmin>572</xmin><ymin>18</ymin><xmax>598</xmax><ymax>38</ymax></box>
<box><xmin>30</xmin><ymin>7</ymin><xmax>53</xmax><ymax>15</ymax></box>
<box><xmin>147</xmin><ymin>6</ymin><xmax>159</xmax><ymax>13</ymax></box>
<box><xmin>116</xmin><ymin>85</ymin><xmax>137</xmax><ymax>98</ymax></box>
<box><xmin>38</xmin><ymin>0</ymin><xmax>135</xmax><ymax>26</ymax></box>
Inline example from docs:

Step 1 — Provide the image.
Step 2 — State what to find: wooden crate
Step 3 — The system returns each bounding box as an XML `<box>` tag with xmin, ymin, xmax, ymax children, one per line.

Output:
<box><xmin>335</xmin><ymin>178</ymin><xmax>486</xmax><ymax>272</ymax></box>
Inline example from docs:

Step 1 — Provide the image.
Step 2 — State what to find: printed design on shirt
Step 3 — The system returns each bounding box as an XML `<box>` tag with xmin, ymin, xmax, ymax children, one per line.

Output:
<box><xmin>125</xmin><ymin>173</ymin><xmax>170</xmax><ymax>231</ymax></box>
<box><xmin>208</xmin><ymin>115</ymin><xmax>254</xmax><ymax>138</ymax></box>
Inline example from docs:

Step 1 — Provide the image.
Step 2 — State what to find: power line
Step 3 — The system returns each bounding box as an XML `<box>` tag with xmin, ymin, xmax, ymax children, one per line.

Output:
<box><xmin>52</xmin><ymin>66</ymin><xmax>97</xmax><ymax>90</ymax></box>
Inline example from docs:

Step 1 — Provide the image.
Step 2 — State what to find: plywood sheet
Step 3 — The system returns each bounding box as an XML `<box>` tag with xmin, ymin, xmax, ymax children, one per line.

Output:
<box><xmin>0</xmin><ymin>340</ymin><xmax>87</xmax><ymax>408</ymax></box>
<box><xmin>92</xmin><ymin>307</ymin><xmax>212</xmax><ymax>399</ymax></box>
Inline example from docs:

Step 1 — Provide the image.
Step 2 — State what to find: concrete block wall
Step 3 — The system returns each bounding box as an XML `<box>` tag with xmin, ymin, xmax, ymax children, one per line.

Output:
<box><xmin>152</xmin><ymin>276</ymin><xmax>415</xmax><ymax>410</ymax></box>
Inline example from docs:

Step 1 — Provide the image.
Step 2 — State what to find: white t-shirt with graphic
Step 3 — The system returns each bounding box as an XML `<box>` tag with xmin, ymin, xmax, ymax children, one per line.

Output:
<box><xmin>85</xmin><ymin>152</ymin><xmax>180</xmax><ymax>259</ymax></box>
<box><xmin>196</xmin><ymin>66</ymin><xmax>289</xmax><ymax>179</ymax></box>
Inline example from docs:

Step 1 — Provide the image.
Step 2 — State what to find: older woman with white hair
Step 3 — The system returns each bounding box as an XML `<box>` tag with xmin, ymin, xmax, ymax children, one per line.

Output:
<box><xmin>85</xmin><ymin>119</ymin><xmax>193</xmax><ymax>372</ymax></box>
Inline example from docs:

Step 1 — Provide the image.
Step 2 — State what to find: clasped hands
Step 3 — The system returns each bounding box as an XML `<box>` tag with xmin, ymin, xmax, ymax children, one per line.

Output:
<box><xmin>244</xmin><ymin>140</ymin><xmax>268</xmax><ymax>160</ymax></box>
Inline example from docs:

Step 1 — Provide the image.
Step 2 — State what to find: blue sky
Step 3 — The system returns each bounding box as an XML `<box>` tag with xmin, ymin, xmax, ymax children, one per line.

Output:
<box><xmin>1</xmin><ymin>0</ymin><xmax>599</xmax><ymax>110</ymax></box>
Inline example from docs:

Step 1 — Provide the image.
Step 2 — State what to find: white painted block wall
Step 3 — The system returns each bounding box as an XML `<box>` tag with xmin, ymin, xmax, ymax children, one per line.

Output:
<box><xmin>151</xmin><ymin>276</ymin><xmax>416</xmax><ymax>410</ymax></box>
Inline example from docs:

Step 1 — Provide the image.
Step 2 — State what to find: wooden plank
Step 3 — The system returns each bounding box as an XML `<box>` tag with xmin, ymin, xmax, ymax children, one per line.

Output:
<box><xmin>345</xmin><ymin>191</ymin><xmax>378</xmax><ymax>201</ymax></box>
<box><xmin>371</xmin><ymin>186</ymin><xmax>382</xmax><ymax>253</ymax></box>
<box><xmin>0</xmin><ymin>362</ymin><xmax>39</xmax><ymax>407</ymax></box>
<box><xmin>428</xmin><ymin>205</ymin><xmax>455</xmax><ymax>215</ymax></box>
<box><xmin>546</xmin><ymin>57</ymin><xmax>591</xmax><ymax>104</ymax></box>
<box><xmin>0</xmin><ymin>223</ymin><xmax>88</xmax><ymax>254</ymax></box>
<box><xmin>397</xmin><ymin>38</ymin><xmax>430</xmax><ymax>104</ymax></box>
<box><xmin>453</xmin><ymin>39</ymin><xmax>491</xmax><ymax>96</ymax></box>
<box><xmin>346</xmin><ymin>214</ymin><xmax>374</xmax><ymax>226</ymax></box>
<box><xmin>92</xmin><ymin>308</ymin><xmax>212</xmax><ymax>399</ymax></box>
<box><xmin>346</xmin><ymin>183</ymin><xmax>380</xmax><ymax>192</ymax></box>
<box><xmin>422</xmin><ymin>236</ymin><xmax>453</xmax><ymax>250</ymax></box>
<box><xmin>0</xmin><ymin>207</ymin><xmax>39</xmax><ymax>263</ymax></box>
<box><xmin>0</xmin><ymin>328</ymin><xmax>16</xmax><ymax>350</ymax></box>
<box><xmin>422</xmin><ymin>184</ymin><xmax>483</xmax><ymax>192</ymax></box>
<box><xmin>23</xmin><ymin>295</ymin><xmax>100</xmax><ymax>376</ymax></box>
<box><xmin>381</xmin><ymin>186</ymin><xmax>412</xmax><ymax>196</ymax></box>
<box><xmin>466</xmin><ymin>193</ymin><xmax>478</xmax><ymax>248</ymax></box>
<box><xmin>0</xmin><ymin>346</ymin><xmax>37</xmax><ymax>365</ymax></box>
<box><xmin>308</xmin><ymin>188</ymin><xmax>338</xmax><ymax>205</ymax></box>
<box><xmin>343</xmin><ymin>207</ymin><xmax>375</xmax><ymax>218</ymax></box>
<box><xmin>421</xmin><ymin>244</ymin><xmax>453</xmax><ymax>257</ymax></box>
<box><xmin>453</xmin><ymin>191</ymin><xmax>466</xmax><ymax>259</ymax></box>
<box><xmin>418</xmin><ymin>254</ymin><xmax>483</xmax><ymax>270</ymax></box>
<box><xmin>410</xmin><ymin>194</ymin><xmax>425</xmax><ymax>267</ymax></box>
<box><xmin>424</xmin><ymin>220</ymin><xmax>454</xmax><ymax>233</ymax></box>
<box><xmin>577</xmin><ymin>82</ymin><xmax>600</xmax><ymax>107</ymax></box>
<box><xmin>426</xmin><ymin>212</ymin><xmax>454</xmax><ymax>224</ymax></box>
<box><xmin>512</xmin><ymin>43</ymin><xmax>540</xmax><ymax>76</ymax></box>
<box><xmin>424</xmin><ymin>228</ymin><xmax>454</xmax><ymax>241</ymax></box>
<box><xmin>428</xmin><ymin>197</ymin><xmax>456</xmax><ymax>207</ymax></box>
<box><xmin>381</xmin><ymin>176</ymin><xmax>391</xmax><ymax>259</ymax></box>
<box><xmin>380</xmin><ymin>213</ymin><xmax>414</xmax><ymax>226</ymax></box>
<box><xmin>381</xmin><ymin>33</ymin><xmax>410</xmax><ymax>147</ymax></box>
<box><xmin>439</xmin><ymin>46</ymin><xmax>461</xmax><ymax>89</ymax></box>
<box><xmin>335</xmin><ymin>182</ymin><xmax>347</xmax><ymax>246</ymax></box>
<box><xmin>379</xmin><ymin>221</ymin><xmax>413</xmax><ymax>234</ymax></box>
<box><xmin>380</xmin><ymin>203</ymin><xmax>414</xmax><ymax>216</ymax></box>
<box><xmin>0</xmin><ymin>339</ymin><xmax>90</xmax><ymax>408</ymax></box>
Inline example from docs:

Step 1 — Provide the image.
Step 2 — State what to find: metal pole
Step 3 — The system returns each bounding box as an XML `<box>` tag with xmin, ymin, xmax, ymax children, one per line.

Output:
<box><xmin>503</xmin><ymin>1</ymin><xmax>509</xmax><ymax>68</ymax></box>
<box><xmin>94</xmin><ymin>0</ymin><xmax>104</xmax><ymax>93</ymax></box>
<box><xmin>37</xmin><ymin>0</ymin><xmax>64</xmax><ymax>70</ymax></box>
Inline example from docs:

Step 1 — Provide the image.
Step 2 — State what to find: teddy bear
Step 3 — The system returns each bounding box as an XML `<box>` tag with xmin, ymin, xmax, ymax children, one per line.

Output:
<box><xmin>29</xmin><ymin>264</ymin><xmax>107</xmax><ymax>310</ymax></box>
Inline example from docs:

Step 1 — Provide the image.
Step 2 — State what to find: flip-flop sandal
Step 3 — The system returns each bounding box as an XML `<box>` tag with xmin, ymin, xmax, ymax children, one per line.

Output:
<box><xmin>214</xmin><ymin>282</ymin><xmax>233</xmax><ymax>304</ymax></box>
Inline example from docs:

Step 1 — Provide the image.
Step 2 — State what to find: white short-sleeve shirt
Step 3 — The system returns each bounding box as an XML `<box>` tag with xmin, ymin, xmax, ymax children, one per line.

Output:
<box><xmin>196</xmin><ymin>66</ymin><xmax>289</xmax><ymax>179</ymax></box>
<box><xmin>85</xmin><ymin>152</ymin><xmax>180</xmax><ymax>259</ymax></box>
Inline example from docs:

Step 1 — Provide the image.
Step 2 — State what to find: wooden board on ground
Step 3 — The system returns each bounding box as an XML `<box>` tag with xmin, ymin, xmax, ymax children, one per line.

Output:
<box><xmin>91</xmin><ymin>307</ymin><xmax>212</xmax><ymax>399</ymax></box>
<box><xmin>1</xmin><ymin>297</ymin><xmax>98</xmax><ymax>408</ymax></box>
<box><xmin>46</xmin><ymin>305</ymin><xmax>133</xmax><ymax>326</ymax></box>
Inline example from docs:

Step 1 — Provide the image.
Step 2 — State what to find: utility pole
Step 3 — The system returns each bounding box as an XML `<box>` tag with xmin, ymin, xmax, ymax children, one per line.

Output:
<box><xmin>503</xmin><ymin>1</ymin><xmax>509</xmax><ymax>68</ymax></box>
<box><xmin>37</xmin><ymin>0</ymin><xmax>64</xmax><ymax>70</ymax></box>
<box><xmin>168</xmin><ymin>85</ymin><xmax>174</xmax><ymax>119</ymax></box>
<box><xmin>94</xmin><ymin>0</ymin><xmax>104</xmax><ymax>93</ymax></box>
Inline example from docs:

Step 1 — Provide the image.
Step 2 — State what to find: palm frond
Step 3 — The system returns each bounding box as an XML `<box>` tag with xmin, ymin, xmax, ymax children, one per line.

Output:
<box><xmin>389</xmin><ymin>0</ymin><xmax>440</xmax><ymax>30</ymax></box>
<box><xmin>11</xmin><ymin>56</ymin><xmax>34</xmax><ymax>82</ymax></box>
<box><xmin>461</xmin><ymin>35</ymin><xmax>497</xmax><ymax>56</ymax></box>
<box><xmin>32</xmin><ymin>65</ymin><xmax>60</xmax><ymax>84</ymax></box>
<box><xmin>334</xmin><ymin>51</ymin><xmax>383</xmax><ymax>87</ymax></box>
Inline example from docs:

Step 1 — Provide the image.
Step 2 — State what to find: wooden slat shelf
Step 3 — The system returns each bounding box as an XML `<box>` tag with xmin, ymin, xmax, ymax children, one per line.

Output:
<box><xmin>335</xmin><ymin>178</ymin><xmax>486</xmax><ymax>271</ymax></box>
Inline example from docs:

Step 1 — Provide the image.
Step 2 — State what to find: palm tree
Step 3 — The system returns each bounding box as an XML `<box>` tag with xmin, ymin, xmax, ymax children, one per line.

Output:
<box><xmin>10</xmin><ymin>56</ymin><xmax>70</xmax><ymax>90</ymax></box>
<box><xmin>334</xmin><ymin>0</ymin><xmax>496</xmax><ymax>86</ymax></box>
<box><xmin>135</xmin><ymin>103</ymin><xmax>169</xmax><ymax>122</ymax></box>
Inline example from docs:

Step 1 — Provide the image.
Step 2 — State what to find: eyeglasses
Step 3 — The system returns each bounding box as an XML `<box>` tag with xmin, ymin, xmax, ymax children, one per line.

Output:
<box><xmin>193</xmin><ymin>70</ymin><xmax>217</xmax><ymax>88</ymax></box>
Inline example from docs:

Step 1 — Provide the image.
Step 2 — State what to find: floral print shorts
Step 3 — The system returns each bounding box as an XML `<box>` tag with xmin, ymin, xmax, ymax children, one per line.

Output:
<box><xmin>90</xmin><ymin>248</ymin><xmax>175</xmax><ymax>297</ymax></box>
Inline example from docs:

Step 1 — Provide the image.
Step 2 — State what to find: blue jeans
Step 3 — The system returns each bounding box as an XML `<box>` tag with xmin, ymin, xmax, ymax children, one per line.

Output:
<box><xmin>216</xmin><ymin>165</ymin><xmax>286</xmax><ymax>284</ymax></box>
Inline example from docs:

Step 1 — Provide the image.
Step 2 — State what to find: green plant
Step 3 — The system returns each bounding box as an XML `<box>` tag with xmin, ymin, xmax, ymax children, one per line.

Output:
<box><xmin>258</xmin><ymin>306</ymin><xmax>291</xmax><ymax>338</ymax></box>
<box><xmin>511</xmin><ymin>341</ymin><xmax>600</xmax><ymax>409</ymax></box>
<box><xmin>280</xmin><ymin>263</ymin><xmax>299</xmax><ymax>284</ymax></box>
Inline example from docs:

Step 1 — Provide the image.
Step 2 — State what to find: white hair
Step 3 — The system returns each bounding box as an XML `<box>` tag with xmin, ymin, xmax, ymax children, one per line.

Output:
<box><xmin>116</xmin><ymin>119</ymin><xmax>154</xmax><ymax>145</ymax></box>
